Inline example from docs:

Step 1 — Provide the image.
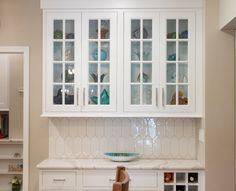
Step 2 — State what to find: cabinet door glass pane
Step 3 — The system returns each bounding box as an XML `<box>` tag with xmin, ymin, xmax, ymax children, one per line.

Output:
<box><xmin>65</xmin><ymin>20</ymin><xmax>75</xmax><ymax>39</ymax></box>
<box><xmin>131</xmin><ymin>63</ymin><xmax>140</xmax><ymax>83</ymax></box>
<box><xmin>167</xmin><ymin>85</ymin><xmax>176</xmax><ymax>105</ymax></box>
<box><xmin>188</xmin><ymin>186</ymin><xmax>198</xmax><ymax>191</ymax></box>
<box><xmin>89</xmin><ymin>64</ymin><xmax>98</xmax><ymax>82</ymax></box>
<box><xmin>164</xmin><ymin>172</ymin><xmax>174</xmax><ymax>183</ymax></box>
<box><xmin>167</xmin><ymin>42</ymin><xmax>176</xmax><ymax>61</ymax></box>
<box><xmin>179</xmin><ymin>19</ymin><xmax>188</xmax><ymax>39</ymax></box>
<box><xmin>131</xmin><ymin>42</ymin><xmax>140</xmax><ymax>61</ymax></box>
<box><xmin>143</xmin><ymin>41</ymin><xmax>152</xmax><ymax>61</ymax></box>
<box><xmin>100</xmin><ymin>63</ymin><xmax>110</xmax><ymax>83</ymax></box>
<box><xmin>164</xmin><ymin>185</ymin><xmax>174</xmax><ymax>191</ymax></box>
<box><xmin>53</xmin><ymin>63</ymin><xmax>63</xmax><ymax>83</ymax></box>
<box><xmin>143</xmin><ymin>63</ymin><xmax>152</xmax><ymax>83</ymax></box>
<box><xmin>100</xmin><ymin>85</ymin><xmax>110</xmax><ymax>105</ymax></box>
<box><xmin>101</xmin><ymin>20</ymin><xmax>110</xmax><ymax>39</ymax></box>
<box><xmin>179</xmin><ymin>63</ymin><xmax>188</xmax><ymax>83</ymax></box>
<box><xmin>131</xmin><ymin>19</ymin><xmax>140</xmax><ymax>39</ymax></box>
<box><xmin>54</xmin><ymin>42</ymin><xmax>63</xmax><ymax>61</ymax></box>
<box><xmin>176</xmin><ymin>185</ymin><xmax>186</xmax><ymax>191</ymax></box>
<box><xmin>176</xmin><ymin>173</ymin><xmax>186</xmax><ymax>183</ymax></box>
<box><xmin>65</xmin><ymin>42</ymin><xmax>74</xmax><ymax>61</ymax></box>
<box><xmin>51</xmin><ymin>18</ymin><xmax>76</xmax><ymax>108</ymax></box>
<box><xmin>65</xmin><ymin>63</ymin><xmax>74</xmax><ymax>83</ymax></box>
<box><xmin>178</xmin><ymin>85</ymin><xmax>188</xmax><ymax>105</ymax></box>
<box><xmin>89</xmin><ymin>85</ymin><xmax>98</xmax><ymax>105</ymax></box>
<box><xmin>167</xmin><ymin>63</ymin><xmax>176</xmax><ymax>83</ymax></box>
<box><xmin>101</xmin><ymin>42</ymin><xmax>110</xmax><ymax>61</ymax></box>
<box><xmin>65</xmin><ymin>85</ymin><xmax>74</xmax><ymax>105</ymax></box>
<box><xmin>143</xmin><ymin>85</ymin><xmax>152</xmax><ymax>104</ymax></box>
<box><xmin>53</xmin><ymin>85</ymin><xmax>63</xmax><ymax>105</ymax></box>
<box><xmin>179</xmin><ymin>42</ymin><xmax>188</xmax><ymax>61</ymax></box>
<box><xmin>54</xmin><ymin>20</ymin><xmax>63</xmax><ymax>39</ymax></box>
<box><xmin>89</xmin><ymin>42</ymin><xmax>98</xmax><ymax>61</ymax></box>
<box><xmin>188</xmin><ymin>173</ymin><xmax>198</xmax><ymax>183</ymax></box>
<box><xmin>131</xmin><ymin>85</ymin><xmax>140</xmax><ymax>104</ymax></box>
<box><xmin>143</xmin><ymin>19</ymin><xmax>152</xmax><ymax>39</ymax></box>
<box><xmin>129</xmin><ymin>18</ymin><xmax>153</xmax><ymax>106</ymax></box>
<box><xmin>89</xmin><ymin>20</ymin><xmax>98</xmax><ymax>39</ymax></box>
<box><xmin>167</xmin><ymin>19</ymin><xmax>176</xmax><ymax>39</ymax></box>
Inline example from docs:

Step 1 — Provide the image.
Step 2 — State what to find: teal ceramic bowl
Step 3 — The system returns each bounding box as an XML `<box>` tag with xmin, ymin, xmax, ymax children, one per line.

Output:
<box><xmin>104</xmin><ymin>152</ymin><xmax>139</xmax><ymax>162</ymax></box>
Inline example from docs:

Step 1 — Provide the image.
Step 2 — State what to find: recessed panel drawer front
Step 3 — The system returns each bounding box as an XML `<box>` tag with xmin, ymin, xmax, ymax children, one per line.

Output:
<box><xmin>42</xmin><ymin>171</ymin><xmax>76</xmax><ymax>188</ymax></box>
<box><xmin>83</xmin><ymin>170</ymin><xmax>158</xmax><ymax>189</ymax></box>
<box><xmin>83</xmin><ymin>170</ymin><xmax>115</xmax><ymax>187</ymax></box>
<box><xmin>129</xmin><ymin>170</ymin><xmax>158</xmax><ymax>188</ymax></box>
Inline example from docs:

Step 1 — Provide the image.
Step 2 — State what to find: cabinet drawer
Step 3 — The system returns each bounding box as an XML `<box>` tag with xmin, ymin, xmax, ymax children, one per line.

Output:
<box><xmin>42</xmin><ymin>171</ymin><xmax>76</xmax><ymax>188</ymax></box>
<box><xmin>83</xmin><ymin>170</ymin><xmax>115</xmax><ymax>187</ymax></box>
<box><xmin>129</xmin><ymin>170</ymin><xmax>158</xmax><ymax>188</ymax></box>
<box><xmin>83</xmin><ymin>170</ymin><xmax>158</xmax><ymax>189</ymax></box>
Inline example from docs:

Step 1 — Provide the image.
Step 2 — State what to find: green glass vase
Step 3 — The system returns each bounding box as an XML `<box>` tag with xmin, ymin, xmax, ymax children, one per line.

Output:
<box><xmin>12</xmin><ymin>184</ymin><xmax>21</xmax><ymax>191</ymax></box>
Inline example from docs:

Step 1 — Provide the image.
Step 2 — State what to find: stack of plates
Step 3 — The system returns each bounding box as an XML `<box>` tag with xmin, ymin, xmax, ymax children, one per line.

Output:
<box><xmin>104</xmin><ymin>152</ymin><xmax>139</xmax><ymax>162</ymax></box>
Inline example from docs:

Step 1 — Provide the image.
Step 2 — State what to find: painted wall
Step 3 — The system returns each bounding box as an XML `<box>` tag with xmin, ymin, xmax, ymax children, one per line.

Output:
<box><xmin>0</xmin><ymin>0</ymin><xmax>235</xmax><ymax>191</ymax></box>
<box><xmin>219</xmin><ymin>0</ymin><xmax>236</xmax><ymax>29</ymax></box>
<box><xmin>205</xmin><ymin>0</ymin><xmax>235</xmax><ymax>191</ymax></box>
<box><xmin>0</xmin><ymin>0</ymin><xmax>49</xmax><ymax>190</ymax></box>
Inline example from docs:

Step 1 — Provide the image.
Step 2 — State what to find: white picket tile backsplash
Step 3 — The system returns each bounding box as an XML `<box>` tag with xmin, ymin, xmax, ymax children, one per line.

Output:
<box><xmin>49</xmin><ymin>118</ymin><xmax>198</xmax><ymax>159</ymax></box>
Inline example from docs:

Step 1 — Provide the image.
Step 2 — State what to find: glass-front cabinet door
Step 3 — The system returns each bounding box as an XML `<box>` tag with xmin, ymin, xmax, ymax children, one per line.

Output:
<box><xmin>45</xmin><ymin>12</ymin><xmax>81</xmax><ymax>112</ymax></box>
<box><xmin>82</xmin><ymin>13</ymin><xmax>117</xmax><ymax>112</ymax></box>
<box><xmin>124</xmin><ymin>12</ymin><xmax>158</xmax><ymax>112</ymax></box>
<box><xmin>160</xmin><ymin>12</ymin><xmax>195</xmax><ymax>113</ymax></box>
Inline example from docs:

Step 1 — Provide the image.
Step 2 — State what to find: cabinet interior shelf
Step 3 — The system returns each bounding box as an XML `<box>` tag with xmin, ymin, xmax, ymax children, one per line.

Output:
<box><xmin>0</xmin><ymin>170</ymin><xmax>23</xmax><ymax>175</ymax></box>
<box><xmin>0</xmin><ymin>156</ymin><xmax>23</xmax><ymax>160</ymax></box>
<box><xmin>0</xmin><ymin>139</ymin><xmax>23</xmax><ymax>145</ymax></box>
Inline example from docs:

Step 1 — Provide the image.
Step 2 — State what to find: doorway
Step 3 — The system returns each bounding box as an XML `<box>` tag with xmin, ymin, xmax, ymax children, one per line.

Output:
<box><xmin>0</xmin><ymin>47</ymin><xmax>29</xmax><ymax>191</ymax></box>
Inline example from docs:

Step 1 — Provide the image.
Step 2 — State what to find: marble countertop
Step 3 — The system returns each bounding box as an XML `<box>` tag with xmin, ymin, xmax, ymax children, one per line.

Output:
<box><xmin>37</xmin><ymin>158</ymin><xmax>205</xmax><ymax>170</ymax></box>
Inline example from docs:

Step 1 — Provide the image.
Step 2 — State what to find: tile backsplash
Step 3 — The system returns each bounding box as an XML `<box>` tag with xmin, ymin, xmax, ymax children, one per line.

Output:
<box><xmin>49</xmin><ymin>118</ymin><xmax>198</xmax><ymax>159</ymax></box>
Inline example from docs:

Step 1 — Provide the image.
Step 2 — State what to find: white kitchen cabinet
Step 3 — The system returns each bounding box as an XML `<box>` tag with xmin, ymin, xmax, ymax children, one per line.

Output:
<box><xmin>39</xmin><ymin>168</ymin><xmax>204</xmax><ymax>191</ymax></box>
<box><xmin>124</xmin><ymin>12</ymin><xmax>197</xmax><ymax>114</ymax></box>
<box><xmin>82</xmin><ymin>13</ymin><xmax>117</xmax><ymax>112</ymax></box>
<box><xmin>43</xmin><ymin>12</ymin><xmax>117</xmax><ymax>114</ymax></box>
<box><xmin>40</xmin><ymin>170</ymin><xmax>77</xmax><ymax>190</ymax></box>
<box><xmin>160</xmin><ymin>12</ymin><xmax>196</xmax><ymax>113</ymax></box>
<box><xmin>0</xmin><ymin>55</ymin><xmax>9</xmax><ymax>111</ymax></box>
<box><xmin>124</xmin><ymin>12</ymin><xmax>159</xmax><ymax>112</ymax></box>
<box><xmin>42</xmin><ymin>6</ymin><xmax>202</xmax><ymax>117</ymax></box>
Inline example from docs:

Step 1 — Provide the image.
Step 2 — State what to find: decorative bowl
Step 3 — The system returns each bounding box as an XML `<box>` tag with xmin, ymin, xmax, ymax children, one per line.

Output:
<box><xmin>104</xmin><ymin>152</ymin><xmax>139</xmax><ymax>162</ymax></box>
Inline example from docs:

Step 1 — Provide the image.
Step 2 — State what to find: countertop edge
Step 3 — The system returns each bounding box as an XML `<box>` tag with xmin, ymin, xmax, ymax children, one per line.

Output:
<box><xmin>36</xmin><ymin>158</ymin><xmax>205</xmax><ymax>170</ymax></box>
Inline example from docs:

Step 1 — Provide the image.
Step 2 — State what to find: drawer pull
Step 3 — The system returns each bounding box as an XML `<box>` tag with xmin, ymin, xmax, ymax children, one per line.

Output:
<box><xmin>109</xmin><ymin>178</ymin><xmax>131</xmax><ymax>182</ymax></box>
<box><xmin>53</xmin><ymin>178</ymin><xmax>66</xmax><ymax>182</ymax></box>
